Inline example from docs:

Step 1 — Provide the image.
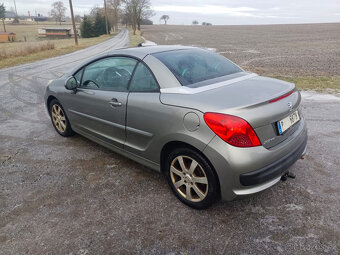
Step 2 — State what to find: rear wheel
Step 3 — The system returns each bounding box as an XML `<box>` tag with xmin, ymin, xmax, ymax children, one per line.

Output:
<box><xmin>49</xmin><ymin>99</ymin><xmax>74</xmax><ymax>137</ymax></box>
<box><xmin>165</xmin><ymin>148</ymin><xmax>219</xmax><ymax>209</ymax></box>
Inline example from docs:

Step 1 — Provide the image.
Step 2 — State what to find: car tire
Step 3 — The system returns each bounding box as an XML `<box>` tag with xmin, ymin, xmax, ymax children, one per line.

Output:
<box><xmin>165</xmin><ymin>147</ymin><xmax>219</xmax><ymax>209</ymax></box>
<box><xmin>49</xmin><ymin>99</ymin><xmax>74</xmax><ymax>137</ymax></box>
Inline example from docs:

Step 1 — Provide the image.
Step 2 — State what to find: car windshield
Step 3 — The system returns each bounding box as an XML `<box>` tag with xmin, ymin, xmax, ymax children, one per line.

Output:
<box><xmin>152</xmin><ymin>49</ymin><xmax>242</xmax><ymax>86</ymax></box>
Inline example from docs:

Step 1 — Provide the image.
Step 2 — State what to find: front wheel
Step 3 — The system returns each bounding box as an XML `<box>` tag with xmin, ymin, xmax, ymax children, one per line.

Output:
<box><xmin>165</xmin><ymin>148</ymin><xmax>219</xmax><ymax>209</ymax></box>
<box><xmin>49</xmin><ymin>99</ymin><xmax>74</xmax><ymax>137</ymax></box>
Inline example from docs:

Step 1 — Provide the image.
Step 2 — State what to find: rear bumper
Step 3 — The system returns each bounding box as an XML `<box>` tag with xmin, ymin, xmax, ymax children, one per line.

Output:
<box><xmin>203</xmin><ymin>118</ymin><xmax>307</xmax><ymax>201</ymax></box>
<box><xmin>239</xmin><ymin>132</ymin><xmax>307</xmax><ymax>186</ymax></box>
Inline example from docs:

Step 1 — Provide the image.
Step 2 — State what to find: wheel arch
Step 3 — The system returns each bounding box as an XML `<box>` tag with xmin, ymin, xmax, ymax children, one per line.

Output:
<box><xmin>160</xmin><ymin>140</ymin><xmax>221</xmax><ymax>198</ymax></box>
<box><xmin>46</xmin><ymin>95</ymin><xmax>58</xmax><ymax>114</ymax></box>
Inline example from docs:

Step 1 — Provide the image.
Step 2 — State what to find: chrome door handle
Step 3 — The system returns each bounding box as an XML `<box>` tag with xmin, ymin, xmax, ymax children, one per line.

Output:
<box><xmin>109</xmin><ymin>99</ymin><xmax>122</xmax><ymax>107</ymax></box>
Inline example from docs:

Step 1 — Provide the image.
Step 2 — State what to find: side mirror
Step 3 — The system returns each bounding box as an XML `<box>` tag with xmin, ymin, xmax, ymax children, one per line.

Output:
<box><xmin>65</xmin><ymin>76</ymin><xmax>78</xmax><ymax>90</ymax></box>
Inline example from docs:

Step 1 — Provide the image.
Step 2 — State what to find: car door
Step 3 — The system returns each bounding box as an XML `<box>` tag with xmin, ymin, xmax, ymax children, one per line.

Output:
<box><xmin>125</xmin><ymin>62</ymin><xmax>161</xmax><ymax>160</ymax></box>
<box><xmin>66</xmin><ymin>56</ymin><xmax>138</xmax><ymax>148</ymax></box>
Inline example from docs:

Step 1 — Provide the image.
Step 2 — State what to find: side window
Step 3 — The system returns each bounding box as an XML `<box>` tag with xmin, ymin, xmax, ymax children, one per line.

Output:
<box><xmin>74</xmin><ymin>68</ymin><xmax>83</xmax><ymax>85</ymax></box>
<box><xmin>129</xmin><ymin>62</ymin><xmax>159</xmax><ymax>92</ymax></box>
<box><xmin>81</xmin><ymin>57</ymin><xmax>137</xmax><ymax>90</ymax></box>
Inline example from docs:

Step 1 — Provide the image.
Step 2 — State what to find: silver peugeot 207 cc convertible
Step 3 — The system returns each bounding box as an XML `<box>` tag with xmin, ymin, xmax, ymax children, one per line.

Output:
<box><xmin>45</xmin><ymin>45</ymin><xmax>307</xmax><ymax>209</ymax></box>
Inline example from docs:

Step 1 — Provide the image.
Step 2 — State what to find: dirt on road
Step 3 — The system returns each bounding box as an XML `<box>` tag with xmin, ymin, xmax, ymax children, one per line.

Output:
<box><xmin>0</xmin><ymin>27</ymin><xmax>339</xmax><ymax>254</ymax></box>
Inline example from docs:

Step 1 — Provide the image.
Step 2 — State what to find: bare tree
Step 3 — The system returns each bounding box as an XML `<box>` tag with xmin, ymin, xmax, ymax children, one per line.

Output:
<box><xmin>135</xmin><ymin>0</ymin><xmax>154</xmax><ymax>31</ymax></box>
<box><xmin>122</xmin><ymin>0</ymin><xmax>135</xmax><ymax>33</ymax></box>
<box><xmin>122</xmin><ymin>0</ymin><xmax>153</xmax><ymax>35</ymax></box>
<box><xmin>120</xmin><ymin>11</ymin><xmax>130</xmax><ymax>27</ymax></box>
<box><xmin>192</xmin><ymin>20</ymin><xmax>199</xmax><ymax>25</ymax></box>
<box><xmin>0</xmin><ymin>3</ymin><xmax>6</xmax><ymax>32</ymax></box>
<box><xmin>90</xmin><ymin>7</ymin><xmax>105</xmax><ymax>18</ymax></box>
<box><xmin>108</xmin><ymin>0</ymin><xmax>120</xmax><ymax>32</ymax></box>
<box><xmin>74</xmin><ymin>14</ymin><xmax>81</xmax><ymax>23</ymax></box>
<box><xmin>160</xmin><ymin>14</ymin><xmax>169</xmax><ymax>24</ymax></box>
<box><xmin>50</xmin><ymin>1</ymin><xmax>67</xmax><ymax>25</ymax></box>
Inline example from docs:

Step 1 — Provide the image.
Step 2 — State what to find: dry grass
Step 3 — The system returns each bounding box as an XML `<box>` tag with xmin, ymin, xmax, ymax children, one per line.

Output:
<box><xmin>0</xmin><ymin>33</ymin><xmax>118</xmax><ymax>69</ymax></box>
<box><xmin>0</xmin><ymin>22</ymin><xmax>142</xmax><ymax>69</ymax></box>
<box><xmin>129</xmin><ymin>29</ymin><xmax>144</xmax><ymax>47</ymax></box>
<box><xmin>272</xmin><ymin>76</ymin><xmax>340</xmax><ymax>91</ymax></box>
<box><xmin>0</xmin><ymin>41</ymin><xmax>55</xmax><ymax>59</ymax></box>
<box><xmin>3</xmin><ymin>22</ymin><xmax>77</xmax><ymax>42</ymax></box>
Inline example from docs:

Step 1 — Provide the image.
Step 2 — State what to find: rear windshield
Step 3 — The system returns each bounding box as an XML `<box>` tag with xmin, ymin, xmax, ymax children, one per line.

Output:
<box><xmin>152</xmin><ymin>49</ymin><xmax>242</xmax><ymax>86</ymax></box>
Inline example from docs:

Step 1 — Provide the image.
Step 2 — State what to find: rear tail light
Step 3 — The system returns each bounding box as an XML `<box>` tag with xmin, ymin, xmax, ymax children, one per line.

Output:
<box><xmin>204</xmin><ymin>113</ymin><xmax>261</xmax><ymax>147</ymax></box>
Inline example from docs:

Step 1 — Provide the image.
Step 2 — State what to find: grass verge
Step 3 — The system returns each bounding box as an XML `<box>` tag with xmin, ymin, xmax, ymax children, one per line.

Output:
<box><xmin>0</xmin><ymin>41</ymin><xmax>55</xmax><ymax>58</ymax></box>
<box><xmin>0</xmin><ymin>33</ymin><xmax>118</xmax><ymax>69</ymax></box>
<box><xmin>271</xmin><ymin>76</ymin><xmax>340</xmax><ymax>92</ymax></box>
<box><xmin>129</xmin><ymin>29</ymin><xmax>144</xmax><ymax>47</ymax></box>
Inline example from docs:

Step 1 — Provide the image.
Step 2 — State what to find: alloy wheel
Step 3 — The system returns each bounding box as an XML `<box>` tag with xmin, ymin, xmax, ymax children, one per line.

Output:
<box><xmin>170</xmin><ymin>155</ymin><xmax>208</xmax><ymax>202</ymax></box>
<box><xmin>51</xmin><ymin>104</ymin><xmax>66</xmax><ymax>133</ymax></box>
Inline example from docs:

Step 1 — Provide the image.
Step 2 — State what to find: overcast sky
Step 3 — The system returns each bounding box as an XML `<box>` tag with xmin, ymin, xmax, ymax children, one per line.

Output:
<box><xmin>2</xmin><ymin>0</ymin><xmax>340</xmax><ymax>25</ymax></box>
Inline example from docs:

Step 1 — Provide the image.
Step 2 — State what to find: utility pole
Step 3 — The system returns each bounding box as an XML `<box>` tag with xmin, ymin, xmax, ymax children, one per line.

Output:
<box><xmin>104</xmin><ymin>0</ymin><xmax>109</xmax><ymax>34</ymax></box>
<box><xmin>68</xmin><ymin>0</ymin><xmax>78</xmax><ymax>45</ymax></box>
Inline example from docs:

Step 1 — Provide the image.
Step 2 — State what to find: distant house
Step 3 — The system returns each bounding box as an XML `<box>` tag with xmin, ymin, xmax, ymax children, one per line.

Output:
<box><xmin>38</xmin><ymin>27</ymin><xmax>72</xmax><ymax>39</ymax></box>
<box><xmin>34</xmin><ymin>16</ymin><xmax>48</xmax><ymax>22</ymax></box>
<box><xmin>34</xmin><ymin>14</ymin><xmax>48</xmax><ymax>22</ymax></box>
<box><xmin>4</xmin><ymin>11</ymin><xmax>16</xmax><ymax>22</ymax></box>
<box><xmin>4</xmin><ymin>11</ymin><xmax>35</xmax><ymax>22</ymax></box>
<box><xmin>19</xmin><ymin>16</ymin><xmax>34</xmax><ymax>22</ymax></box>
<box><xmin>0</xmin><ymin>32</ymin><xmax>16</xmax><ymax>42</ymax></box>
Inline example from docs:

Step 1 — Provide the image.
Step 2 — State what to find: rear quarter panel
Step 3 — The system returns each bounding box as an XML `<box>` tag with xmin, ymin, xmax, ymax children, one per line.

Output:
<box><xmin>125</xmin><ymin>92</ymin><xmax>216</xmax><ymax>165</ymax></box>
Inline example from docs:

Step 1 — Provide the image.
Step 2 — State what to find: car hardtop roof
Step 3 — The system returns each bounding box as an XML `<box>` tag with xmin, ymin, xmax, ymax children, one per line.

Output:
<box><xmin>108</xmin><ymin>45</ymin><xmax>196</xmax><ymax>59</ymax></box>
<box><xmin>67</xmin><ymin>45</ymin><xmax>196</xmax><ymax>77</ymax></box>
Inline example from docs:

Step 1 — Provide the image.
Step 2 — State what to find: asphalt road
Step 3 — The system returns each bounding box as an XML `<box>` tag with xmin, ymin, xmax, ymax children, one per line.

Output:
<box><xmin>0</xmin><ymin>28</ymin><xmax>339</xmax><ymax>254</ymax></box>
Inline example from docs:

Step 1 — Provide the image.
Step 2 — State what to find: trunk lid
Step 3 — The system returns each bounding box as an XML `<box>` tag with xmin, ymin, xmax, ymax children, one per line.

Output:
<box><xmin>160</xmin><ymin>74</ymin><xmax>301</xmax><ymax>148</ymax></box>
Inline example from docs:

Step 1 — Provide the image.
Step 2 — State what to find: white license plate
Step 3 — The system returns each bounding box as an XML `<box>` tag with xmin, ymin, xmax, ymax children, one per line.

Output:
<box><xmin>277</xmin><ymin>110</ymin><xmax>300</xmax><ymax>134</ymax></box>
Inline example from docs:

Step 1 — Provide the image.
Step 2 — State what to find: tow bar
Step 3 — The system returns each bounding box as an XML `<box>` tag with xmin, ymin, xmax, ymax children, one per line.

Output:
<box><xmin>281</xmin><ymin>171</ymin><xmax>296</xmax><ymax>181</ymax></box>
<box><xmin>281</xmin><ymin>151</ymin><xmax>305</xmax><ymax>181</ymax></box>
